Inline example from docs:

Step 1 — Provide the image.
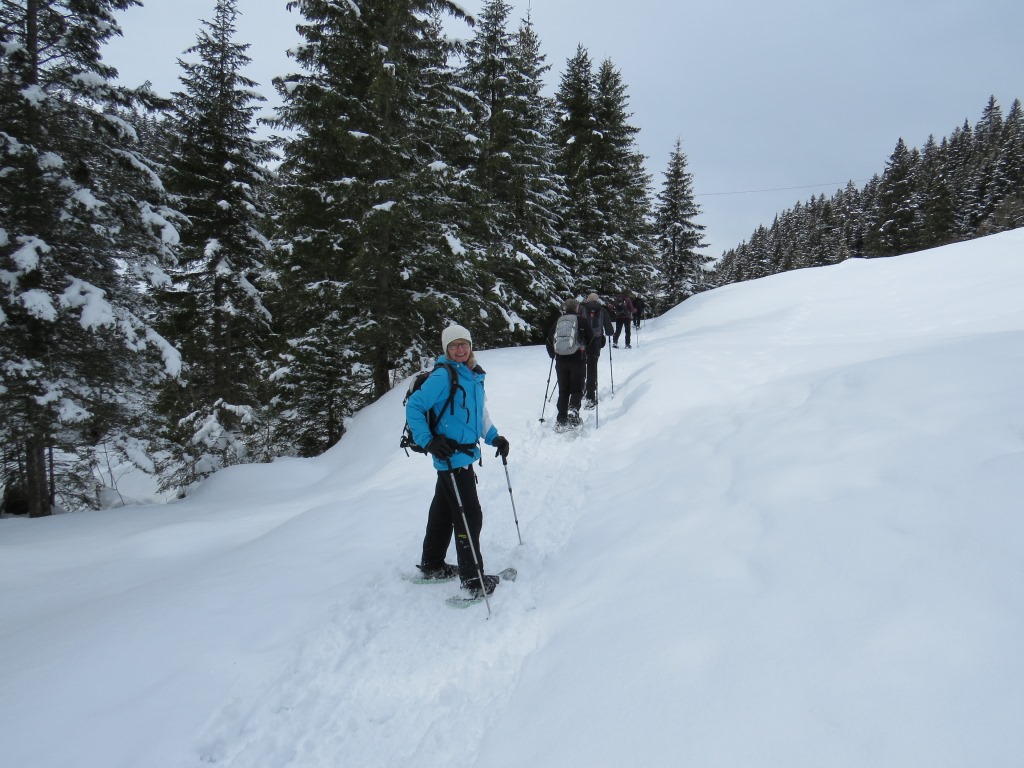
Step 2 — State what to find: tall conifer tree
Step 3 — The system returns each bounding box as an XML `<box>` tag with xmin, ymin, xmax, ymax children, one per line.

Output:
<box><xmin>865</xmin><ymin>138</ymin><xmax>919</xmax><ymax>255</ymax></box>
<box><xmin>459</xmin><ymin>1</ymin><xmax>568</xmax><ymax>333</ymax></box>
<box><xmin>156</xmin><ymin>0</ymin><xmax>276</xmax><ymax>489</ymax></box>
<box><xmin>987</xmin><ymin>98</ymin><xmax>1024</xmax><ymax>230</ymax></box>
<box><xmin>915</xmin><ymin>135</ymin><xmax>956</xmax><ymax>249</ymax></box>
<box><xmin>509</xmin><ymin>15</ymin><xmax>574</xmax><ymax>321</ymax></box>
<box><xmin>590</xmin><ymin>57</ymin><xmax>655</xmax><ymax>295</ymax></box>
<box><xmin>654</xmin><ymin>138</ymin><xmax>708</xmax><ymax>307</ymax></box>
<box><xmin>967</xmin><ymin>95</ymin><xmax>1005</xmax><ymax>230</ymax></box>
<box><xmin>268</xmin><ymin>0</ymin><xmax>500</xmax><ymax>455</ymax></box>
<box><xmin>1</xmin><ymin>0</ymin><xmax>182</xmax><ymax>513</ymax></box>
<box><xmin>552</xmin><ymin>46</ymin><xmax>600</xmax><ymax>287</ymax></box>
<box><xmin>553</xmin><ymin>49</ymin><xmax>654</xmax><ymax>295</ymax></box>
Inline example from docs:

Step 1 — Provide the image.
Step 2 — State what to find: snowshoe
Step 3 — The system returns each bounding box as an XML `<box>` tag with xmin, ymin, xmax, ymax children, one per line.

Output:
<box><xmin>553</xmin><ymin>420</ymin><xmax>582</xmax><ymax>434</ymax></box>
<box><xmin>446</xmin><ymin>567</ymin><xmax>517</xmax><ymax>607</ymax></box>
<box><xmin>403</xmin><ymin>562</ymin><xmax>458</xmax><ymax>584</ymax></box>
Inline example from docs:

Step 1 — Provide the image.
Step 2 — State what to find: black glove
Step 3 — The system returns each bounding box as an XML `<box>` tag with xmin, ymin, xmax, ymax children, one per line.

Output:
<box><xmin>493</xmin><ymin>436</ymin><xmax>510</xmax><ymax>459</ymax></box>
<box><xmin>426</xmin><ymin>435</ymin><xmax>456</xmax><ymax>460</ymax></box>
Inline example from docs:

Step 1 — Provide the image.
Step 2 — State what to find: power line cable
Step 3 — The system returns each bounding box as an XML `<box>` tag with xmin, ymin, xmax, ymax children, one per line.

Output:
<box><xmin>700</xmin><ymin>180</ymin><xmax>876</xmax><ymax>198</ymax></box>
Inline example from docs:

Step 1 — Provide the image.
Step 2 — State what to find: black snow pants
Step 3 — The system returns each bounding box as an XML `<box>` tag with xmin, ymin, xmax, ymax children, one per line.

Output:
<box><xmin>421</xmin><ymin>465</ymin><xmax>484</xmax><ymax>582</ymax></box>
<box><xmin>555</xmin><ymin>352</ymin><xmax>586</xmax><ymax>421</ymax></box>
<box><xmin>585</xmin><ymin>345</ymin><xmax>602</xmax><ymax>402</ymax></box>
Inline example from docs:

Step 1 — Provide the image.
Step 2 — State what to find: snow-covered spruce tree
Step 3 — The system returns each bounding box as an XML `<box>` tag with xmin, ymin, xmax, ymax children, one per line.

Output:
<box><xmin>153</xmin><ymin>0</ymin><xmax>277</xmax><ymax>491</ymax></box>
<box><xmin>0</xmin><ymin>0</ymin><xmax>182</xmax><ymax>514</ymax></box>
<box><xmin>864</xmin><ymin>138</ymin><xmax>919</xmax><ymax>256</ymax></box>
<box><xmin>653</xmin><ymin>138</ymin><xmax>708</xmax><ymax>308</ymax></box>
<box><xmin>551</xmin><ymin>45</ymin><xmax>599</xmax><ymax>288</ymax></box>
<box><xmin>985</xmin><ymin>98</ymin><xmax>1024</xmax><ymax>232</ymax></box>
<box><xmin>965</xmin><ymin>95</ymin><xmax>1004</xmax><ymax>232</ymax></box>
<box><xmin>944</xmin><ymin>119</ymin><xmax>977</xmax><ymax>240</ymax></box>
<box><xmin>834</xmin><ymin>180</ymin><xmax>868</xmax><ymax>258</ymax></box>
<box><xmin>589</xmin><ymin>57</ymin><xmax>656</xmax><ymax>296</ymax></box>
<box><xmin>268</xmin><ymin>0</ymin><xmax>505</xmax><ymax>456</ymax></box>
<box><xmin>913</xmin><ymin>135</ymin><xmax>956</xmax><ymax>250</ymax></box>
<box><xmin>553</xmin><ymin>49</ymin><xmax>655</xmax><ymax>297</ymax></box>
<box><xmin>458</xmin><ymin>1</ymin><xmax>570</xmax><ymax>336</ymax></box>
<box><xmin>508</xmin><ymin>14</ymin><xmax>573</xmax><ymax>279</ymax></box>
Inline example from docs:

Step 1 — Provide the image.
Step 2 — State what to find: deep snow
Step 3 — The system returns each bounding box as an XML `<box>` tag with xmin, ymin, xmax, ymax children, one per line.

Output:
<box><xmin>3</xmin><ymin>230</ymin><xmax>1024</xmax><ymax>767</ymax></box>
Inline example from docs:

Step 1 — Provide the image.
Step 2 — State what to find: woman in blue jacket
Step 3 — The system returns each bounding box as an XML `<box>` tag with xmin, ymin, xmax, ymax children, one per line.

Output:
<box><xmin>405</xmin><ymin>324</ymin><xmax>510</xmax><ymax>597</ymax></box>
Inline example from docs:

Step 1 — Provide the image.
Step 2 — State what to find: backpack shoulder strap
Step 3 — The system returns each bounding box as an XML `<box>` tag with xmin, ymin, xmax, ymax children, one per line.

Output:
<box><xmin>436</xmin><ymin>362</ymin><xmax>461</xmax><ymax>417</ymax></box>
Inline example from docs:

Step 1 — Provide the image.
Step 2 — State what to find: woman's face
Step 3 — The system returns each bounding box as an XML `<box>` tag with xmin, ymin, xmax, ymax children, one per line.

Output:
<box><xmin>447</xmin><ymin>340</ymin><xmax>471</xmax><ymax>363</ymax></box>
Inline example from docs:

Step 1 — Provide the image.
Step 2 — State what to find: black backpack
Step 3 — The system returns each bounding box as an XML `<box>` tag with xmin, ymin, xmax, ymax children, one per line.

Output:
<box><xmin>586</xmin><ymin>306</ymin><xmax>604</xmax><ymax>336</ymax></box>
<box><xmin>612</xmin><ymin>297</ymin><xmax>627</xmax><ymax>316</ymax></box>
<box><xmin>399</xmin><ymin>363</ymin><xmax>461</xmax><ymax>455</ymax></box>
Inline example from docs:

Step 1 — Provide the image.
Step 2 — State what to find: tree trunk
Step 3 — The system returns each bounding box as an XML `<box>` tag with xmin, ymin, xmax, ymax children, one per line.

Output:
<box><xmin>25</xmin><ymin>433</ymin><xmax>50</xmax><ymax>517</ymax></box>
<box><xmin>371</xmin><ymin>225</ymin><xmax>393</xmax><ymax>400</ymax></box>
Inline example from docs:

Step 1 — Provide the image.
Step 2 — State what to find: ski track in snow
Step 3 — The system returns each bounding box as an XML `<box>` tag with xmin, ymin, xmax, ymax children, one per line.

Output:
<box><xmin>192</xmin><ymin>369</ymin><xmax>618</xmax><ymax>767</ymax></box>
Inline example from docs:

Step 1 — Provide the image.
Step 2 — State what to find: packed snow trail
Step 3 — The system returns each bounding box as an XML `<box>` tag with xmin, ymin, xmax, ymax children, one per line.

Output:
<box><xmin>190</xmin><ymin>341</ymin><xmax>628</xmax><ymax>767</ymax></box>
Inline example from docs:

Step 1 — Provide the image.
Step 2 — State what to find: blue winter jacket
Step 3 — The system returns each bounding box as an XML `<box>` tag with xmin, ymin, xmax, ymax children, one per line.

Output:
<box><xmin>405</xmin><ymin>355</ymin><xmax>500</xmax><ymax>471</ymax></box>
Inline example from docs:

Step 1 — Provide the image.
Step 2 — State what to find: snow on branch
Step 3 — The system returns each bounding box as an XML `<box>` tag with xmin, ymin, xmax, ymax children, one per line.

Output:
<box><xmin>9</xmin><ymin>235</ymin><xmax>51</xmax><ymax>275</ymax></box>
<box><xmin>21</xmin><ymin>289</ymin><xmax>57</xmax><ymax>321</ymax></box>
<box><xmin>60</xmin><ymin>277</ymin><xmax>116</xmax><ymax>330</ymax></box>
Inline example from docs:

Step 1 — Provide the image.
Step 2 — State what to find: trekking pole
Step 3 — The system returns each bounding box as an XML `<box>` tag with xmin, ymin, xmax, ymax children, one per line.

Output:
<box><xmin>595</xmin><ymin>395</ymin><xmax>600</xmax><ymax>429</ymax></box>
<box><xmin>501</xmin><ymin>456</ymin><xmax>523</xmax><ymax>544</ymax></box>
<box><xmin>608</xmin><ymin>342</ymin><xmax>615</xmax><ymax>396</ymax></box>
<box><xmin>539</xmin><ymin>357</ymin><xmax>554</xmax><ymax>422</ymax></box>
<box><xmin>446</xmin><ymin>459</ymin><xmax>491</xmax><ymax>617</ymax></box>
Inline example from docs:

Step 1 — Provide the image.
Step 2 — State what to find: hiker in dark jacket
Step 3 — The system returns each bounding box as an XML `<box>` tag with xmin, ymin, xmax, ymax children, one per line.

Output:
<box><xmin>581</xmin><ymin>293</ymin><xmax>613</xmax><ymax>409</ymax></box>
<box><xmin>545</xmin><ymin>298</ymin><xmax>594</xmax><ymax>429</ymax></box>
<box><xmin>633</xmin><ymin>295</ymin><xmax>646</xmax><ymax>329</ymax></box>
<box><xmin>405</xmin><ymin>323</ymin><xmax>510</xmax><ymax>597</ymax></box>
<box><xmin>611</xmin><ymin>291</ymin><xmax>636</xmax><ymax>348</ymax></box>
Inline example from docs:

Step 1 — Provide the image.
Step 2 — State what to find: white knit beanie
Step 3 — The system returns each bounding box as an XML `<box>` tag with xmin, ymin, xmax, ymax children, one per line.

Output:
<box><xmin>441</xmin><ymin>324</ymin><xmax>473</xmax><ymax>350</ymax></box>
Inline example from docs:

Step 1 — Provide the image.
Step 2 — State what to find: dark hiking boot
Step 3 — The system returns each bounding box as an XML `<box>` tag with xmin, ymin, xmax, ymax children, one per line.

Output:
<box><xmin>567</xmin><ymin>408</ymin><xmax>582</xmax><ymax>427</ymax></box>
<box><xmin>583</xmin><ymin>397</ymin><xmax>596</xmax><ymax>410</ymax></box>
<box><xmin>461</xmin><ymin>573</ymin><xmax>500</xmax><ymax>598</ymax></box>
<box><xmin>417</xmin><ymin>562</ymin><xmax>458</xmax><ymax>580</ymax></box>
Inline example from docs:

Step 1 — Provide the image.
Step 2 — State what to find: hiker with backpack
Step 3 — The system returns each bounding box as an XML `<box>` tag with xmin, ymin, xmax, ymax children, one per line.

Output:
<box><xmin>633</xmin><ymin>295</ymin><xmax>646</xmax><ymax>329</ymax></box>
<box><xmin>404</xmin><ymin>324</ymin><xmax>511</xmax><ymax>599</ymax></box>
<box><xmin>581</xmin><ymin>292</ymin><xmax>613</xmax><ymax>410</ymax></box>
<box><xmin>611</xmin><ymin>290</ymin><xmax>636</xmax><ymax>349</ymax></box>
<box><xmin>545</xmin><ymin>298</ymin><xmax>594</xmax><ymax>431</ymax></box>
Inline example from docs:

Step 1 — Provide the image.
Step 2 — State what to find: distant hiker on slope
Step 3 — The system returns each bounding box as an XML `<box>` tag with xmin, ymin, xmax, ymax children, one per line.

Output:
<box><xmin>581</xmin><ymin>292</ymin><xmax>613</xmax><ymax>409</ymax></box>
<box><xmin>632</xmin><ymin>295</ymin><xmax>646</xmax><ymax>329</ymax></box>
<box><xmin>405</xmin><ymin>324</ymin><xmax>511</xmax><ymax>598</ymax></box>
<box><xmin>611</xmin><ymin>290</ymin><xmax>636</xmax><ymax>348</ymax></box>
<box><xmin>545</xmin><ymin>298</ymin><xmax>594</xmax><ymax>431</ymax></box>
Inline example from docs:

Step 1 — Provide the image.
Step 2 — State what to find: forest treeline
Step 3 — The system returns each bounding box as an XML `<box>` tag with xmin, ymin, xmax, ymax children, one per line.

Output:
<box><xmin>2</xmin><ymin>0</ymin><xmax>1020</xmax><ymax>515</ymax></box>
<box><xmin>714</xmin><ymin>95</ymin><xmax>1024</xmax><ymax>283</ymax></box>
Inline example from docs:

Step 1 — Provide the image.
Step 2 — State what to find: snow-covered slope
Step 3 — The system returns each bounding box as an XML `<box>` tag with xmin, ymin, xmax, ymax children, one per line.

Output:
<box><xmin>3</xmin><ymin>230</ymin><xmax>1024</xmax><ymax>768</ymax></box>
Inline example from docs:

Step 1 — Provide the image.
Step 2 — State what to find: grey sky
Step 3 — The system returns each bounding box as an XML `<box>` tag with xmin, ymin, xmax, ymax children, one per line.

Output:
<box><xmin>105</xmin><ymin>0</ymin><xmax>1024</xmax><ymax>258</ymax></box>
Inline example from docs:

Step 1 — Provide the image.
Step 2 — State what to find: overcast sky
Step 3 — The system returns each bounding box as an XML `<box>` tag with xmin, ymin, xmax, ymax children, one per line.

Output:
<box><xmin>104</xmin><ymin>0</ymin><xmax>1024</xmax><ymax>258</ymax></box>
